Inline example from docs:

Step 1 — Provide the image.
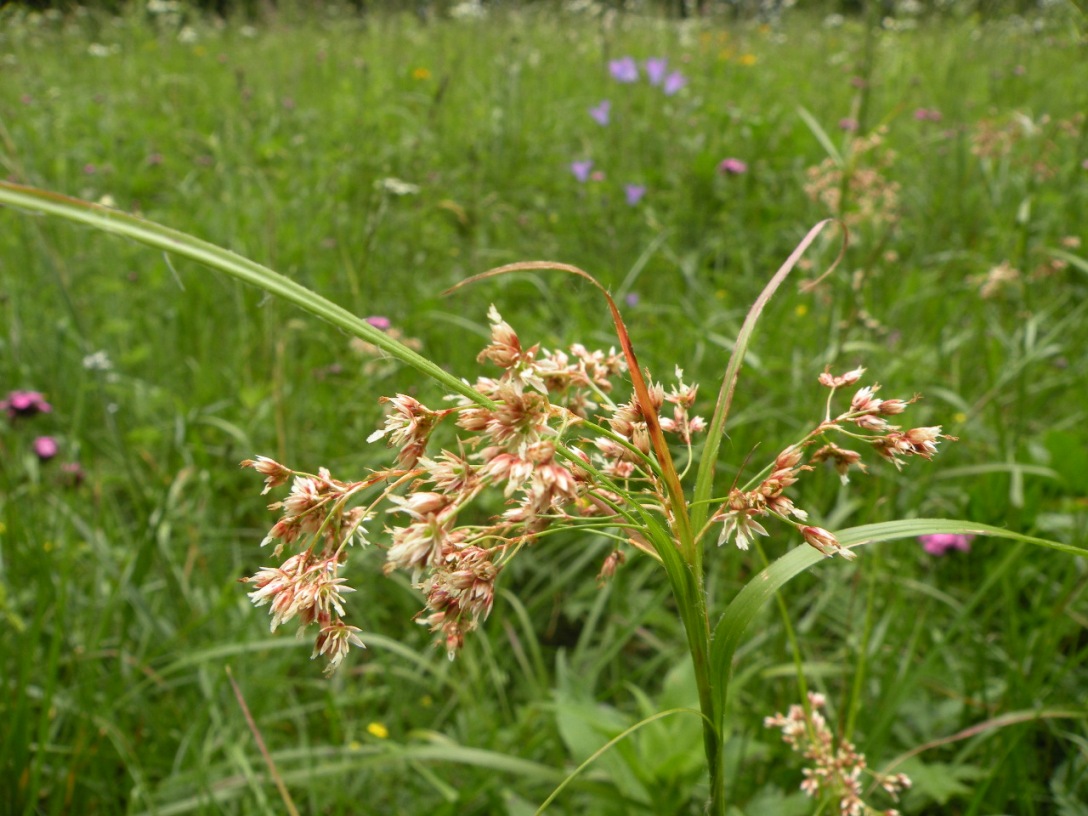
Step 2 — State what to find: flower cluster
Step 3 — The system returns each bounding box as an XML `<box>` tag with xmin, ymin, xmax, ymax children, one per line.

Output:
<box><xmin>239</xmin><ymin>459</ymin><xmax>376</xmax><ymax>674</ymax></box>
<box><xmin>918</xmin><ymin>533</ymin><xmax>973</xmax><ymax>556</ymax></box>
<box><xmin>243</xmin><ymin>306</ymin><xmax>704</xmax><ymax>670</ymax></box>
<box><xmin>571</xmin><ymin>56</ymin><xmax>691</xmax><ymax>206</ymax></box>
<box><xmin>1</xmin><ymin>389</ymin><xmax>84</xmax><ymax>481</ymax></box>
<box><xmin>804</xmin><ymin>126</ymin><xmax>901</xmax><ymax>231</ymax></box>
<box><xmin>2</xmin><ymin>389</ymin><xmax>52</xmax><ymax>420</ymax></box>
<box><xmin>243</xmin><ymin>316</ymin><xmax>949</xmax><ymax>672</ymax></box>
<box><xmin>765</xmin><ymin>691</ymin><xmax>911</xmax><ymax>816</ymax></box>
<box><xmin>608</xmin><ymin>55</ymin><xmax>687</xmax><ymax>95</ymax></box>
<box><xmin>711</xmin><ymin>366</ymin><xmax>952</xmax><ymax>561</ymax></box>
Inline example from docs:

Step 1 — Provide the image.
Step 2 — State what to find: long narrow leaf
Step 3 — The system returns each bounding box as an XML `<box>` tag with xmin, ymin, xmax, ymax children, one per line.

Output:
<box><xmin>690</xmin><ymin>220</ymin><xmax>847</xmax><ymax>538</ymax></box>
<box><xmin>0</xmin><ymin>181</ymin><xmax>493</xmax><ymax>407</ymax></box>
<box><xmin>708</xmin><ymin>520</ymin><xmax>1087</xmax><ymax>718</ymax></box>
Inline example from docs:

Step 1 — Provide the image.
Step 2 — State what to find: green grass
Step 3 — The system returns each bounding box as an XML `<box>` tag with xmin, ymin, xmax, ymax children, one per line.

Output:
<box><xmin>1</xmin><ymin>2</ymin><xmax>1087</xmax><ymax>814</ymax></box>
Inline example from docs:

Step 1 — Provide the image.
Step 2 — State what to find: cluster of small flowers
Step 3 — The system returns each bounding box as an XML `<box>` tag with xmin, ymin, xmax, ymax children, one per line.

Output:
<box><xmin>712</xmin><ymin>366</ymin><xmax>951</xmax><ymax>561</ymax></box>
<box><xmin>1</xmin><ymin>389</ymin><xmax>84</xmax><ymax>484</ymax></box>
<box><xmin>970</xmin><ymin>111</ymin><xmax>1085</xmax><ymax>182</ymax></box>
<box><xmin>765</xmin><ymin>691</ymin><xmax>911</xmax><ymax>816</ymax></box>
<box><xmin>571</xmin><ymin>56</ymin><xmax>691</xmax><ymax>206</ymax></box>
<box><xmin>804</xmin><ymin>127</ymin><xmax>900</xmax><ymax>230</ymax></box>
<box><xmin>608</xmin><ymin>56</ymin><xmax>687</xmax><ymax>95</ymax></box>
<box><xmin>243</xmin><ymin>306</ymin><xmax>706</xmax><ymax>669</ymax></box>
<box><xmin>239</xmin><ymin>457</ymin><xmax>377</xmax><ymax>674</ymax></box>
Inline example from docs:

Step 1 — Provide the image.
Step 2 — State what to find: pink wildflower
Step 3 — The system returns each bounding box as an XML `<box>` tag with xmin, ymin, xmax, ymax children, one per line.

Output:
<box><xmin>3</xmin><ymin>390</ymin><xmax>53</xmax><ymax>419</ymax></box>
<box><xmin>919</xmin><ymin>533</ymin><xmax>974</xmax><ymax>556</ymax></box>
<box><xmin>34</xmin><ymin>436</ymin><xmax>58</xmax><ymax>461</ymax></box>
<box><xmin>718</xmin><ymin>157</ymin><xmax>748</xmax><ymax>175</ymax></box>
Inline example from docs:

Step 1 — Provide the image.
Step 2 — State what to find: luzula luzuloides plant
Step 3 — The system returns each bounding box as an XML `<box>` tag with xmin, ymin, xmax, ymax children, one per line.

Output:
<box><xmin>8</xmin><ymin>182</ymin><xmax>1075</xmax><ymax>814</ymax></box>
<box><xmin>241</xmin><ymin>305</ymin><xmax>946</xmax><ymax>675</ymax></box>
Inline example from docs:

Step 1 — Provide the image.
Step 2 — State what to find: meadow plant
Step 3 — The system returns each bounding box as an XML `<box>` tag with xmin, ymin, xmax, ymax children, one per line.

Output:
<box><xmin>2</xmin><ymin>181</ymin><xmax>1076</xmax><ymax>814</ymax></box>
<box><xmin>227</xmin><ymin>227</ymin><xmax>955</xmax><ymax>813</ymax></box>
<box><xmin>765</xmin><ymin>692</ymin><xmax>912</xmax><ymax>816</ymax></box>
<box><xmin>241</xmin><ymin>304</ymin><xmax>950</xmax><ymax>675</ymax></box>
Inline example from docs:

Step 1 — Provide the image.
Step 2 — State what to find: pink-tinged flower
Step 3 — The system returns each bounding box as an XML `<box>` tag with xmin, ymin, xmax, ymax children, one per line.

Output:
<box><xmin>624</xmin><ymin>183</ymin><xmax>646</xmax><ymax>206</ymax></box>
<box><xmin>838</xmin><ymin>117</ymin><xmax>859</xmax><ymax>132</ymax></box>
<box><xmin>590</xmin><ymin>170</ymin><xmax>605</xmax><ymax>182</ymax></box>
<box><xmin>241</xmin><ymin>455</ymin><xmax>292</xmax><ymax>494</ymax></box>
<box><xmin>1081</xmin><ymin>159</ymin><xmax>1088</xmax><ymax>170</ymax></box>
<box><xmin>625</xmin><ymin>292</ymin><xmax>640</xmax><ymax>307</ymax></box>
<box><xmin>919</xmin><ymin>533</ymin><xmax>974</xmax><ymax>556</ymax></box>
<box><xmin>608</xmin><ymin>56</ymin><xmax>639</xmax><ymax>83</ymax></box>
<box><xmin>914</xmin><ymin>107</ymin><xmax>942</xmax><ymax>122</ymax></box>
<box><xmin>2</xmin><ymin>390</ymin><xmax>53</xmax><ymax>419</ymax></box>
<box><xmin>34</xmin><ymin>436</ymin><xmax>58</xmax><ymax>461</ymax></box>
<box><xmin>714</xmin><ymin>489</ymin><xmax>769</xmax><ymax>550</ymax></box>
<box><xmin>718</xmin><ymin>157</ymin><xmax>748</xmax><ymax>175</ymax></box>
<box><xmin>662</xmin><ymin>70</ymin><xmax>687</xmax><ymax>95</ymax></box>
<box><xmin>850</xmin><ymin>384</ymin><xmax>883</xmax><ymax>413</ymax></box>
<box><xmin>801</xmin><ymin>525</ymin><xmax>857</xmax><ymax>560</ymax></box>
<box><xmin>818</xmin><ymin>366</ymin><xmax>865</xmax><ymax>389</ymax></box>
<box><xmin>366</xmin><ymin>315</ymin><xmax>392</xmax><ymax>330</ymax></box>
<box><xmin>588</xmin><ymin>100</ymin><xmax>611</xmax><ymax>126</ymax></box>
<box><xmin>368</xmin><ymin>394</ymin><xmax>446</xmax><ymax>468</ymax></box>
<box><xmin>644</xmin><ymin>57</ymin><xmax>668</xmax><ymax>86</ymax></box>
<box><xmin>313</xmin><ymin>621</ymin><xmax>366</xmax><ymax>675</ymax></box>
<box><xmin>570</xmin><ymin>160</ymin><xmax>593</xmax><ymax>182</ymax></box>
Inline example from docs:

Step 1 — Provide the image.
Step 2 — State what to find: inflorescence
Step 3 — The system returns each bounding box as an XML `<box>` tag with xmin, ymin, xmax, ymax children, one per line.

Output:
<box><xmin>242</xmin><ymin>308</ymin><xmax>950</xmax><ymax>673</ymax></box>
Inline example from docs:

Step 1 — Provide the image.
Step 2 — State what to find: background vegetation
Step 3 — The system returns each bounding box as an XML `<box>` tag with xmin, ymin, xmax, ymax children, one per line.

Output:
<box><xmin>0</xmin><ymin>1</ymin><xmax>1086</xmax><ymax>813</ymax></box>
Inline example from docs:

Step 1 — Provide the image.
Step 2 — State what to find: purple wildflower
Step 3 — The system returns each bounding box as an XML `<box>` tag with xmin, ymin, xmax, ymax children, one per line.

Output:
<box><xmin>366</xmin><ymin>316</ymin><xmax>392</xmax><ymax>331</ymax></box>
<box><xmin>662</xmin><ymin>71</ymin><xmax>687</xmax><ymax>96</ymax></box>
<box><xmin>838</xmin><ymin>117</ymin><xmax>859</xmax><ymax>132</ymax></box>
<box><xmin>624</xmin><ymin>292</ymin><xmax>640</xmax><ymax>307</ymax></box>
<box><xmin>624</xmin><ymin>184</ymin><xmax>646</xmax><ymax>206</ymax></box>
<box><xmin>570</xmin><ymin>160</ymin><xmax>593</xmax><ymax>182</ymax></box>
<box><xmin>3</xmin><ymin>390</ymin><xmax>53</xmax><ymax>420</ymax></box>
<box><xmin>589</xmin><ymin>100</ymin><xmax>611</xmax><ymax>126</ymax></box>
<box><xmin>34</xmin><ymin>436</ymin><xmax>58</xmax><ymax>461</ymax></box>
<box><xmin>645</xmin><ymin>57</ymin><xmax>668</xmax><ymax>86</ymax></box>
<box><xmin>919</xmin><ymin>533</ymin><xmax>974</xmax><ymax>556</ymax></box>
<box><xmin>718</xmin><ymin>158</ymin><xmax>748</xmax><ymax>175</ymax></box>
<box><xmin>608</xmin><ymin>56</ymin><xmax>639</xmax><ymax>83</ymax></box>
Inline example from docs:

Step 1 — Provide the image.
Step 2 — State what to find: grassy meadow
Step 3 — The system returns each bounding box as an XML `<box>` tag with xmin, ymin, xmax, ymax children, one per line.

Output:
<box><xmin>1</xmin><ymin>2</ymin><xmax>1087</xmax><ymax>813</ymax></box>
